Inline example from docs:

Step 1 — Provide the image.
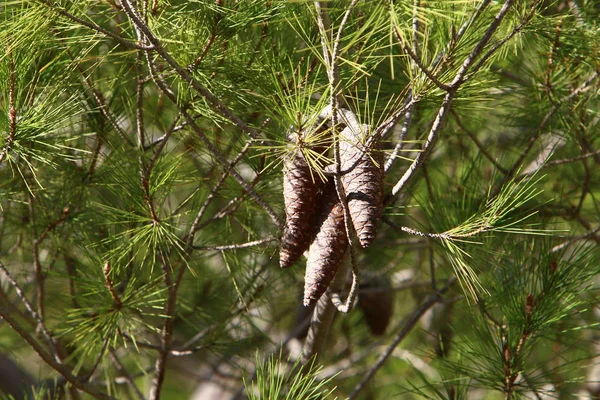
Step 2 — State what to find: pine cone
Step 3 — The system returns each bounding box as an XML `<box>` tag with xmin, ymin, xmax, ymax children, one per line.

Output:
<box><xmin>339</xmin><ymin>124</ymin><xmax>384</xmax><ymax>248</ymax></box>
<box><xmin>303</xmin><ymin>179</ymin><xmax>348</xmax><ymax>306</ymax></box>
<box><xmin>358</xmin><ymin>278</ymin><xmax>394</xmax><ymax>336</ymax></box>
<box><xmin>280</xmin><ymin>123</ymin><xmax>328</xmax><ymax>269</ymax></box>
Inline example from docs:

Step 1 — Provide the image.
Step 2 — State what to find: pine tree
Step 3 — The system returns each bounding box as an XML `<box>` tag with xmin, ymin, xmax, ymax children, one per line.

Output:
<box><xmin>0</xmin><ymin>1</ymin><xmax>599</xmax><ymax>399</ymax></box>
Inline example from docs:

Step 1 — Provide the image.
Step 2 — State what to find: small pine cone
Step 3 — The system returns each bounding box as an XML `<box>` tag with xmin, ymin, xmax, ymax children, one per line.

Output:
<box><xmin>339</xmin><ymin>124</ymin><xmax>384</xmax><ymax>248</ymax></box>
<box><xmin>303</xmin><ymin>179</ymin><xmax>348</xmax><ymax>306</ymax></box>
<box><xmin>358</xmin><ymin>279</ymin><xmax>394</xmax><ymax>336</ymax></box>
<box><xmin>280</xmin><ymin>123</ymin><xmax>328</xmax><ymax>269</ymax></box>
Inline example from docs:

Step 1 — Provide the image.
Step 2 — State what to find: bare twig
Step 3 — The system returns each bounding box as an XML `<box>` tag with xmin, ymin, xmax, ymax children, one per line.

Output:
<box><xmin>451</xmin><ymin>109</ymin><xmax>508</xmax><ymax>174</ymax></box>
<box><xmin>0</xmin><ymin>261</ymin><xmax>62</xmax><ymax>363</ymax></box>
<box><xmin>28</xmin><ymin>197</ymin><xmax>47</xmax><ymax>328</ymax></box>
<box><xmin>384</xmin><ymin>103</ymin><xmax>414</xmax><ymax>173</ymax></box>
<box><xmin>545</xmin><ymin>148</ymin><xmax>600</xmax><ymax>166</ymax></box>
<box><xmin>551</xmin><ymin>226</ymin><xmax>600</xmax><ymax>253</ymax></box>
<box><xmin>108</xmin><ymin>349</ymin><xmax>145</xmax><ymax>400</ymax></box>
<box><xmin>192</xmin><ymin>237</ymin><xmax>278</xmax><ymax>251</ymax></box>
<box><xmin>348</xmin><ymin>277</ymin><xmax>456</xmax><ymax>399</ymax></box>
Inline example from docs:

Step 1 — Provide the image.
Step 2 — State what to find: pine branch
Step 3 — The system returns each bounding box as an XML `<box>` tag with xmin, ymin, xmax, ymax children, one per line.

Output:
<box><xmin>390</xmin><ymin>0</ymin><xmax>516</xmax><ymax>199</ymax></box>
<box><xmin>118</xmin><ymin>0</ymin><xmax>267</xmax><ymax>142</ymax></box>
<box><xmin>145</xmin><ymin>53</ymin><xmax>284</xmax><ymax>229</ymax></box>
<box><xmin>0</xmin><ymin>263</ymin><xmax>112</xmax><ymax>399</ymax></box>
<box><xmin>38</xmin><ymin>0</ymin><xmax>156</xmax><ymax>50</ymax></box>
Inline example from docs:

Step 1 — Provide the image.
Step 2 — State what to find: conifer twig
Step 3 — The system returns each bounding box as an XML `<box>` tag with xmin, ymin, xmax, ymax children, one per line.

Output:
<box><xmin>118</xmin><ymin>0</ymin><xmax>267</xmax><ymax>142</ymax></box>
<box><xmin>28</xmin><ymin>197</ymin><xmax>47</xmax><ymax>329</ymax></box>
<box><xmin>187</xmin><ymin>138</ymin><xmax>254</xmax><ymax>242</ymax></box>
<box><xmin>145</xmin><ymin>53</ymin><xmax>284</xmax><ymax>229</ymax></box>
<box><xmin>103</xmin><ymin>262</ymin><xmax>122</xmax><ymax>309</ymax></box>
<box><xmin>384</xmin><ymin>103</ymin><xmax>414</xmax><ymax>172</ymax></box>
<box><xmin>390</xmin><ymin>0</ymin><xmax>515</xmax><ymax>198</ymax></box>
<box><xmin>544</xmin><ymin>148</ymin><xmax>600</xmax><ymax>167</ymax></box>
<box><xmin>551</xmin><ymin>226</ymin><xmax>600</xmax><ymax>253</ymax></box>
<box><xmin>502</xmin><ymin>70</ymin><xmax>599</xmax><ymax>185</ymax></box>
<box><xmin>39</xmin><ymin>0</ymin><xmax>156</xmax><ymax>50</ymax></box>
<box><xmin>398</xmin><ymin>39</ymin><xmax>452</xmax><ymax>92</ymax></box>
<box><xmin>0</xmin><ymin>50</ymin><xmax>16</xmax><ymax>164</ymax></box>
<box><xmin>468</xmin><ymin>1</ymin><xmax>542</xmax><ymax>79</ymax></box>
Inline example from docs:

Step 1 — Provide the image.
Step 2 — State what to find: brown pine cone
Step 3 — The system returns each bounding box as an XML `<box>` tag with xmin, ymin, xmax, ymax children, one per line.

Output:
<box><xmin>339</xmin><ymin>124</ymin><xmax>384</xmax><ymax>248</ymax></box>
<box><xmin>280</xmin><ymin>124</ymin><xmax>328</xmax><ymax>269</ymax></box>
<box><xmin>358</xmin><ymin>278</ymin><xmax>394</xmax><ymax>336</ymax></box>
<box><xmin>303</xmin><ymin>179</ymin><xmax>348</xmax><ymax>306</ymax></box>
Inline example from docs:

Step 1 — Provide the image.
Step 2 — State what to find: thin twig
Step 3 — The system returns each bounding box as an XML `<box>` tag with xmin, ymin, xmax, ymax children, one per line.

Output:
<box><xmin>108</xmin><ymin>348</ymin><xmax>145</xmax><ymax>400</ymax></box>
<box><xmin>187</xmin><ymin>138</ymin><xmax>254</xmax><ymax>243</ymax></box>
<box><xmin>502</xmin><ymin>70</ymin><xmax>599</xmax><ymax>184</ymax></box>
<box><xmin>28</xmin><ymin>197</ymin><xmax>47</xmax><ymax>330</ymax></box>
<box><xmin>451</xmin><ymin>109</ymin><xmax>508</xmax><ymax>174</ymax></box>
<box><xmin>103</xmin><ymin>262</ymin><xmax>122</xmax><ymax>309</ymax></box>
<box><xmin>398</xmin><ymin>40</ymin><xmax>452</xmax><ymax>91</ymax></box>
<box><xmin>0</xmin><ymin>302</ymin><xmax>114</xmax><ymax>399</ymax></box>
<box><xmin>384</xmin><ymin>103</ymin><xmax>414</xmax><ymax>173</ymax></box>
<box><xmin>65</xmin><ymin>48</ymin><xmax>133</xmax><ymax>149</ymax></box>
<box><xmin>148</xmin><ymin>258</ymin><xmax>184</xmax><ymax>400</ymax></box>
<box><xmin>8</xmin><ymin>49</ymin><xmax>17</xmax><ymax>143</ymax></box>
<box><xmin>551</xmin><ymin>226</ymin><xmax>600</xmax><ymax>253</ymax></box>
<box><xmin>468</xmin><ymin>1</ymin><xmax>541</xmax><ymax>79</ymax></box>
<box><xmin>1</xmin><ymin>50</ymin><xmax>17</xmax><ymax>164</ymax></box>
<box><xmin>192</xmin><ymin>237</ymin><xmax>278</xmax><ymax>251</ymax></box>
<box><xmin>0</xmin><ymin>261</ymin><xmax>61</xmax><ymax>362</ymax></box>
<box><xmin>548</xmin><ymin>148</ymin><xmax>600</xmax><ymax>166</ymax></box>
<box><xmin>348</xmin><ymin>277</ymin><xmax>456</xmax><ymax>399</ymax></box>
<box><xmin>390</xmin><ymin>89</ymin><xmax>455</xmax><ymax>197</ymax></box>
<box><xmin>181</xmin><ymin>263</ymin><xmax>268</xmax><ymax>351</ymax></box>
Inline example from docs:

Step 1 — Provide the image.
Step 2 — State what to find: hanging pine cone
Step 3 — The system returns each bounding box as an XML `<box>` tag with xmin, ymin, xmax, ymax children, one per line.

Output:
<box><xmin>339</xmin><ymin>123</ymin><xmax>384</xmax><ymax>248</ymax></box>
<box><xmin>303</xmin><ymin>178</ymin><xmax>348</xmax><ymax>306</ymax></box>
<box><xmin>358</xmin><ymin>277</ymin><xmax>394</xmax><ymax>336</ymax></box>
<box><xmin>280</xmin><ymin>120</ymin><xmax>328</xmax><ymax>269</ymax></box>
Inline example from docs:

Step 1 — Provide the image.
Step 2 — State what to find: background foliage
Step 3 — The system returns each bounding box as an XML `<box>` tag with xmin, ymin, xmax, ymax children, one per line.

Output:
<box><xmin>0</xmin><ymin>0</ymin><xmax>599</xmax><ymax>399</ymax></box>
